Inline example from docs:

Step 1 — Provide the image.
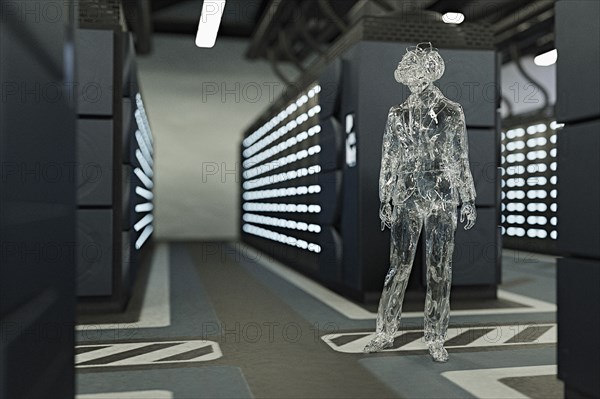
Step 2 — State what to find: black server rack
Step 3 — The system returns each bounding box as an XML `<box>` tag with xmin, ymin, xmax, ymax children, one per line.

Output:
<box><xmin>76</xmin><ymin>7</ymin><xmax>154</xmax><ymax>311</ymax></box>
<box><xmin>1</xmin><ymin>1</ymin><xmax>76</xmax><ymax>397</ymax></box>
<box><xmin>240</xmin><ymin>16</ymin><xmax>501</xmax><ymax>302</ymax></box>
<box><xmin>555</xmin><ymin>1</ymin><xmax>600</xmax><ymax>398</ymax></box>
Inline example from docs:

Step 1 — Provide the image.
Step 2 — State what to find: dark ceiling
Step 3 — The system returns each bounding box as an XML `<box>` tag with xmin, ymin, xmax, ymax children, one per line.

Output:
<box><xmin>149</xmin><ymin>0</ymin><xmax>269</xmax><ymax>37</ymax></box>
<box><xmin>140</xmin><ymin>0</ymin><xmax>555</xmax><ymax>66</ymax></box>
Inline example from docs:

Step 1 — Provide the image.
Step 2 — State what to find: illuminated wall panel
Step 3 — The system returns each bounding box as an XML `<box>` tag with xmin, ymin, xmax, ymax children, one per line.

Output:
<box><xmin>130</xmin><ymin>93</ymin><xmax>155</xmax><ymax>251</ymax></box>
<box><xmin>501</xmin><ymin>119</ymin><xmax>562</xmax><ymax>253</ymax></box>
<box><xmin>241</xmin><ymin>83</ymin><xmax>328</xmax><ymax>272</ymax></box>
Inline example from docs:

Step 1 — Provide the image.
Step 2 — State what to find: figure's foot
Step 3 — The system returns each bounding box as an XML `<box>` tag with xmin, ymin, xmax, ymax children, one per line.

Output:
<box><xmin>427</xmin><ymin>341</ymin><xmax>448</xmax><ymax>362</ymax></box>
<box><xmin>363</xmin><ymin>334</ymin><xmax>394</xmax><ymax>353</ymax></box>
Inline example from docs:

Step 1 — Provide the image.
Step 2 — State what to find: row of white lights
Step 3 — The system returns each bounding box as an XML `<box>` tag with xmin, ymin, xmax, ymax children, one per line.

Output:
<box><xmin>242</xmin><ymin>202</ymin><xmax>322</xmax><ymax>213</ymax></box>
<box><xmin>243</xmin><ymin>105</ymin><xmax>322</xmax><ymax>158</ymax></box>
<box><xmin>503</xmin><ymin>151</ymin><xmax>557</xmax><ymax>164</ymax></box>
<box><xmin>135</xmin><ymin>98</ymin><xmax>154</xmax><ymax>175</ymax></box>
<box><xmin>504</xmin><ymin>189</ymin><xmax>557</xmax><ymax>200</ymax></box>
<box><xmin>133</xmin><ymin>93</ymin><xmax>154</xmax><ymax>251</ymax></box>
<box><xmin>243</xmin><ymin>213</ymin><xmax>321</xmax><ymax>233</ymax></box>
<box><xmin>241</xmin><ymin>85</ymin><xmax>325</xmax><ymax>253</ymax></box>
<box><xmin>243</xmin><ymin>185</ymin><xmax>321</xmax><ymax>201</ymax></box>
<box><xmin>134</xmin><ymin>96</ymin><xmax>155</xmax><ymax>191</ymax></box>
<box><xmin>504</xmin><ymin>163</ymin><xmax>556</xmax><ymax>174</ymax></box>
<box><xmin>134</xmin><ymin>167</ymin><xmax>153</xmax><ymax>190</ymax></box>
<box><xmin>136</xmin><ymin>149</ymin><xmax>153</xmax><ymax>178</ymax></box>
<box><xmin>243</xmin><ymin>165</ymin><xmax>322</xmax><ymax>190</ymax></box>
<box><xmin>503</xmin><ymin>159</ymin><xmax>558</xmax><ymax>172</ymax></box>
<box><xmin>135</xmin><ymin>115</ymin><xmax>153</xmax><ymax>159</ymax></box>
<box><xmin>135</xmin><ymin>93</ymin><xmax>154</xmax><ymax>147</ymax></box>
<box><xmin>243</xmin><ymin>224</ymin><xmax>322</xmax><ymax>253</ymax></box>
<box><xmin>503</xmin><ymin>121</ymin><xmax>564</xmax><ymax>141</ymax></box>
<box><xmin>242</xmin><ymin>85</ymin><xmax>321</xmax><ymax>148</ymax></box>
<box><xmin>135</xmin><ymin>130</ymin><xmax>153</xmax><ymax>167</ymax></box>
<box><xmin>503</xmin><ymin>149</ymin><xmax>557</xmax><ymax>161</ymax></box>
<box><xmin>504</xmin><ymin>215</ymin><xmax>557</xmax><ymax>226</ymax></box>
<box><xmin>135</xmin><ymin>98</ymin><xmax>154</xmax><ymax>249</ymax></box>
<box><xmin>503</xmin><ymin>202</ymin><xmax>558</xmax><ymax>213</ymax></box>
<box><xmin>243</xmin><ymin>125</ymin><xmax>322</xmax><ymax>168</ymax></box>
<box><xmin>504</xmin><ymin>136</ymin><xmax>555</xmax><ymax>151</ymax></box>
<box><xmin>505</xmin><ymin>176</ymin><xmax>557</xmax><ymax>187</ymax></box>
<box><xmin>243</xmin><ymin>145</ymin><xmax>322</xmax><ymax>179</ymax></box>
<box><xmin>505</xmin><ymin>227</ymin><xmax>557</xmax><ymax>239</ymax></box>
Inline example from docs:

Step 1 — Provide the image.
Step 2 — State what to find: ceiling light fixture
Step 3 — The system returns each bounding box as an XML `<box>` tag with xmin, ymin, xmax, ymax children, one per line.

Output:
<box><xmin>196</xmin><ymin>0</ymin><xmax>227</xmax><ymax>48</ymax></box>
<box><xmin>534</xmin><ymin>49</ymin><xmax>558</xmax><ymax>66</ymax></box>
<box><xmin>442</xmin><ymin>12</ymin><xmax>465</xmax><ymax>24</ymax></box>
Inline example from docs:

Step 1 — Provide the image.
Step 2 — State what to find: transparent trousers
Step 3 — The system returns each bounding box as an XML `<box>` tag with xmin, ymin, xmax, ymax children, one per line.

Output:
<box><xmin>368</xmin><ymin>199</ymin><xmax>457</xmax><ymax>359</ymax></box>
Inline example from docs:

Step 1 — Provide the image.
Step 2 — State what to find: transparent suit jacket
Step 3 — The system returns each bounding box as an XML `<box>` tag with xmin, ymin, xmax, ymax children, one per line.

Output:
<box><xmin>379</xmin><ymin>85</ymin><xmax>476</xmax><ymax>208</ymax></box>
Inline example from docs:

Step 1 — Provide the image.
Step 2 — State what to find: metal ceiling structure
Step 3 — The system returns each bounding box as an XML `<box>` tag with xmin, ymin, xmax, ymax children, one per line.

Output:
<box><xmin>143</xmin><ymin>1</ymin><xmax>554</xmax><ymax>54</ymax></box>
<box><xmin>148</xmin><ymin>0</ymin><xmax>269</xmax><ymax>37</ymax></box>
<box><xmin>245</xmin><ymin>0</ymin><xmax>555</xmax><ymax>72</ymax></box>
<box><xmin>130</xmin><ymin>0</ymin><xmax>555</xmax><ymax>77</ymax></box>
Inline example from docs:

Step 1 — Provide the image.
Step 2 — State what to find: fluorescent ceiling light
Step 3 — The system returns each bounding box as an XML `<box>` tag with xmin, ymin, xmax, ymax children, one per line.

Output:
<box><xmin>196</xmin><ymin>0</ymin><xmax>226</xmax><ymax>48</ymax></box>
<box><xmin>442</xmin><ymin>12</ymin><xmax>465</xmax><ymax>24</ymax></box>
<box><xmin>534</xmin><ymin>49</ymin><xmax>558</xmax><ymax>66</ymax></box>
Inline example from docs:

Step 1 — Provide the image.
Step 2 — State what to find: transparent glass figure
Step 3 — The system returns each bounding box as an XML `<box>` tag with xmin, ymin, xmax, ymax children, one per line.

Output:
<box><xmin>364</xmin><ymin>43</ymin><xmax>477</xmax><ymax>362</ymax></box>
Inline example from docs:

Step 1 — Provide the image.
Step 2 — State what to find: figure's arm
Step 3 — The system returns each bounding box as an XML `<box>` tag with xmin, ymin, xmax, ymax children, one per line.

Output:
<box><xmin>379</xmin><ymin>107</ymin><xmax>400</xmax><ymax>230</ymax></box>
<box><xmin>451</xmin><ymin>104</ymin><xmax>477</xmax><ymax>229</ymax></box>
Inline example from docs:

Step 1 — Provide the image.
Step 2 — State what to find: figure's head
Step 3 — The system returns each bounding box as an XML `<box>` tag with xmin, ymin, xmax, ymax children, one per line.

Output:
<box><xmin>394</xmin><ymin>42</ymin><xmax>445</xmax><ymax>93</ymax></box>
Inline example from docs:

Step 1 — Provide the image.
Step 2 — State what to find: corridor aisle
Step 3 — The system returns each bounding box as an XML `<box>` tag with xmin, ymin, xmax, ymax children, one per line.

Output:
<box><xmin>76</xmin><ymin>243</ymin><xmax>560</xmax><ymax>398</ymax></box>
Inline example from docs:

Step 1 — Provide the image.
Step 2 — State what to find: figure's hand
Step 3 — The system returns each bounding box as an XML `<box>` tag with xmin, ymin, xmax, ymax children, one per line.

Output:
<box><xmin>460</xmin><ymin>201</ymin><xmax>476</xmax><ymax>230</ymax></box>
<box><xmin>380</xmin><ymin>202</ymin><xmax>393</xmax><ymax>231</ymax></box>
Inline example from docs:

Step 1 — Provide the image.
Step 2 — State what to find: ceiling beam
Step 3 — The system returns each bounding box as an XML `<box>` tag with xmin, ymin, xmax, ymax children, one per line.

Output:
<box><xmin>246</xmin><ymin>0</ymin><xmax>286</xmax><ymax>59</ymax></box>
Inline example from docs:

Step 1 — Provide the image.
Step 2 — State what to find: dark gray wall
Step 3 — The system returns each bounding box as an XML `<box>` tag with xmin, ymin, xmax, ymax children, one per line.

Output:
<box><xmin>0</xmin><ymin>1</ymin><xmax>76</xmax><ymax>397</ymax></box>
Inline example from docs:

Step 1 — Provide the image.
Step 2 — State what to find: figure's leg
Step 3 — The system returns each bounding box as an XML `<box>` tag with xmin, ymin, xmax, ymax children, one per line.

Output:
<box><xmin>423</xmin><ymin>203</ymin><xmax>457</xmax><ymax>362</ymax></box>
<box><xmin>364</xmin><ymin>204</ymin><xmax>423</xmax><ymax>353</ymax></box>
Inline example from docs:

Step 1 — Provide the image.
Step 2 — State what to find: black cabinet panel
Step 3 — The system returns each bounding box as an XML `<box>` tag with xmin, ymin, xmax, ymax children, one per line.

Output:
<box><xmin>468</xmin><ymin>129</ymin><xmax>498</xmax><ymax>207</ymax></box>
<box><xmin>319</xmin><ymin>58</ymin><xmax>342</xmax><ymax>119</ymax></box>
<box><xmin>556</xmin><ymin>1</ymin><xmax>600</xmax><ymax>123</ymax></box>
<box><xmin>557</xmin><ymin>120</ymin><xmax>600</xmax><ymax>259</ymax></box>
<box><xmin>76</xmin><ymin>29</ymin><xmax>114</xmax><ymax>115</ymax></box>
<box><xmin>77</xmin><ymin>119</ymin><xmax>114</xmax><ymax>206</ymax></box>
<box><xmin>558</xmin><ymin>257</ymin><xmax>600</xmax><ymax>398</ymax></box>
<box><xmin>76</xmin><ymin>210</ymin><xmax>114</xmax><ymax>297</ymax></box>
<box><xmin>556</xmin><ymin>3</ymin><xmax>600</xmax><ymax>397</ymax></box>
<box><xmin>452</xmin><ymin>209</ymin><xmax>500</xmax><ymax>286</ymax></box>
